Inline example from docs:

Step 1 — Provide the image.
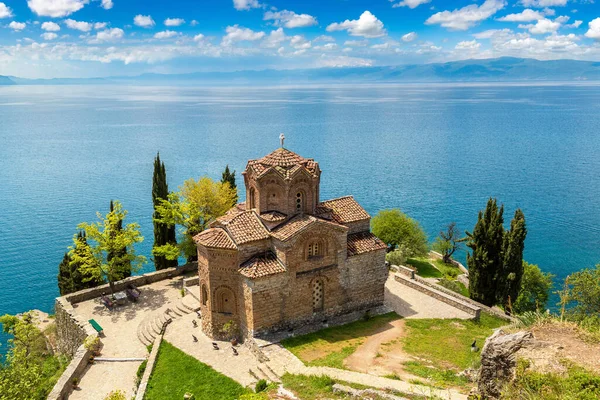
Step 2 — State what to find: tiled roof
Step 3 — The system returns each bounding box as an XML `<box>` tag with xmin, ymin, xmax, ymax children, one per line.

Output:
<box><xmin>193</xmin><ymin>228</ymin><xmax>237</xmax><ymax>250</ymax></box>
<box><xmin>260</xmin><ymin>210</ymin><xmax>287</xmax><ymax>223</ymax></box>
<box><xmin>271</xmin><ymin>214</ymin><xmax>317</xmax><ymax>241</ymax></box>
<box><xmin>239</xmin><ymin>252</ymin><xmax>286</xmax><ymax>279</ymax></box>
<box><xmin>224</xmin><ymin>211</ymin><xmax>270</xmax><ymax>244</ymax></box>
<box><xmin>347</xmin><ymin>232</ymin><xmax>387</xmax><ymax>256</ymax></box>
<box><xmin>246</xmin><ymin>148</ymin><xmax>319</xmax><ymax>179</ymax></box>
<box><xmin>316</xmin><ymin>196</ymin><xmax>371</xmax><ymax>224</ymax></box>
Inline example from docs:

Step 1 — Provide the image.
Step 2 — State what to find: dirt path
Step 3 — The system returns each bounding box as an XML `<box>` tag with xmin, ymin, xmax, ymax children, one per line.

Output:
<box><xmin>344</xmin><ymin>319</ymin><xmax>416</xmax><ymax>379</ymax></box>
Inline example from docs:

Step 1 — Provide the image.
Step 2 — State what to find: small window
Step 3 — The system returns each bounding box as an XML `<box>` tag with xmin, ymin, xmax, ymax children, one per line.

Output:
<box><xmin>201</xmin><ymin>284</ymin><xmax>208</xmax><ymax>306</ymax></box>
<box><xmin>312</xmin><ymin>279</ymin><xmax>324</xmax><ymax>312</ymax></box>
<box><xmin>307</xmin><ymin>240</ymin><xmax>324</xmax><ymax>259</ymax></box>
<box><xmin>296</xmin><ymin>192</ymin><xmax>303</xmax><ymax>212</ymax></box>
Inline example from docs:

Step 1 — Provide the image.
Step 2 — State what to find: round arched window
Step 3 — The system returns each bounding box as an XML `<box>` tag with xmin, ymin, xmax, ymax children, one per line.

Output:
<box><xmin>296</xmin><ymin>192</ymin><xmax>303</xmax><ymax>212</ymax></box>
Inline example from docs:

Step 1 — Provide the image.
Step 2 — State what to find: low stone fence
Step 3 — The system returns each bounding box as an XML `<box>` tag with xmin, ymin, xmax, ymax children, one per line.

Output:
<box><xmin>134</xmin><ymin>334</ymin><xmax>163</xmax><ymax>400</ymax></box>
<box><xmin>47</xmin><ymin>342</ymin><xmax>95</xmax><ymax>400</ymax></box>
<box><xmin>394</xmin><ymin>274</ymin><xmax>481</xmax><ymax>319</ymax></box>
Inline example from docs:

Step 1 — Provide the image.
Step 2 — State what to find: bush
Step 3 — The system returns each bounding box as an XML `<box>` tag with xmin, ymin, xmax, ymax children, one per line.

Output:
<box><xmin>386</xmin><ymin>248</ymin><xmax>407</xmax><ymax>266</ymax></box>
<box><xmin>372</xmin><ymin>209</ymin><xmax>428</xmax><ymax>257</ymax></box>
<box><xmin>255</xmin><ymin>379</ymin><xmax>267</xmax><ymax>393</ymax></box>
<box><xmin>437</xmin><ymin>278</ymin><xmax>469</xmax><ymax>297</ymax></box>
<box><xmin>104</xmin><ymin>390</ymin><xmax>126</xmax><ymax>400</ymax></box>
<box><xmin>83</xmin><ymin>336</ymin><xmax>101</xmax><ymax>354</ymax></box>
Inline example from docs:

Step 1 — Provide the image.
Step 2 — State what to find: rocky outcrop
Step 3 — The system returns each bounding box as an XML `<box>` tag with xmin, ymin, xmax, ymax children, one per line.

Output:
<box><xmin>477</xmin><ymin>330</ymin><xmax>533</xmax><ymax>399</ymax></box>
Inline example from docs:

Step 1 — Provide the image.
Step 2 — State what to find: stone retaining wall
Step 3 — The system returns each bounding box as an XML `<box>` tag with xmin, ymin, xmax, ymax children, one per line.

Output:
<box><xmin>394</xmin><ymin>274</ymin><xmax>481</xmax><ymax>319</ymax></box>
<box><xmin>47</xmin><ymin>342</ymin><xmax>94</xmax><ymax>400</ymax></box>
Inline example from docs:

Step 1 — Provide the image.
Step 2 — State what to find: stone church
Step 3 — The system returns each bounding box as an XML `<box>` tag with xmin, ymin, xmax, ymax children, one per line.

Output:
<box><xmin>194</xmin><ymin>144</ymin><xmax>387</xmax><ymax>339</ymax></box>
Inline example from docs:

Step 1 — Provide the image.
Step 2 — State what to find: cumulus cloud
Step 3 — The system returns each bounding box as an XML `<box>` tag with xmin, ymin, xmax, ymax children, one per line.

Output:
<box><xmin>519</xmin><ymin>18</ymin><xmax>561</xmax><ymax>34</ymax></box>
<box><xmin>426</xmin><ymin>0</ymin><xmax>506</xmax><ymax>31</ymax></box>
<box><xmin>263</xmin><ymin>10</ymin><xmax>317</xmax><ymax>28</ymax></box>
<box><xmin>41</xmin><ymin>32</ymin><xmax>58</xmax><ymax>40</ymax></box>
<box><xmin>290</xmin><ymin>35</ymin><xmax>311</xmax><ymax>49</ymax></box>
<box><xmin>566</xmin><ymin>20</ymin><xmax>582</xmax><ymax>29</ymax></box>
<box><xmin>314</xmin><ymin>35</ymin><xmax>335</xmax><ymax>42</ymax></box>
<box><xmin>326</xmin><ymin>11</ymin><xmax>386</xmax><ymax>38</ymax></box>
<box><xmin>221</xmin><ymin>25</ymin><xmax>265</xmax><ymax>46</ymax></box>
<box><xmin>154</xmin><ymin>30</ymin><xmax>178</xmax><ymax>39</ymax></box>
<box><xmin>0</xmin><ymin>2</ymin><xmax>13</xmax><ymax>18</ymax></box>
<box><xmin>455</xmin><ymin>40</ymin><xmax>481</xmax><ymax>49</ymax></box>
<box><xmin>585</xmin><ymin>18</ymin><xmax>600</xmax><ymax>40</ymax></box>
<box><xmin>28</xmin><ymin>0</ymin><xmax>88</xmax><ymax>18</ymax></box>
<box><xmin>9</xmin><ymin>21</ymin><xmax>26</xmax><ymax>31</ymax></box>
<box><xmin>497</xmin><ymin>9</ymin><xmax>544</xmax><ymax>22</ymax></box>
<box><xmin>520</xmin><ymin>0</ymin><xmax>567</xmax><ymax>7</ymax></box>
<box><xmin>94</xmin><ymin>22</ymin><xmax>107</xmax><ymax>30</ymax></box>
<box><xmin>164</xmin><ymin>18</ymin><xmax>185</xmax><ymax>27</ymax></box>
<box><xmin>473</xmin><ymin>28</ymin><xmax>513</xmax><ymax>39</ymax></box>
<box><xmin>233</xmin><ymin>0</ymin><xmax>260</xmax><ymax>11</ymax></box>
<box><xmin>344</xmin><ymin>39</ymin><xmax>369</xmax><ymax>46</ymax></box>
<box><xmin>262</xmin><ymin>27</ymin><xmax>286</xmax><ymax>48</ymax></box>
<box><xmin>317</xmin><ymin>55</ymin><xmax>373</xmax><ymax>68</ymax></box>
<box><xmin>101</xmin><ymin>0</ymin><xmax>112</xmax><ymax>10</ymax></box>
<box><xmin>134</xmin><ymin>15</ymin><xmax>155</xmax><ymax>28</ymax></box>
<box><xmin>402</xmin><ymin>32</ymin><xmax>417</xmax><ymax>42</ymax></box>
<box><xmin>93</xmin><ymin>28</ymin><xmax>124</xmax><ymax>42</ymax></box>
<box><xmin>392</xmin><ymin>0</ymin><xmax>431</xmax><ymax>9</ymax></box>
<box><xmin>65</xmin><ymin>19</ymin><xmax>92</xmax><ymax>32</ymax></box>
<box><xmin>314</xmin><ymin>43</ymin><xmax>338</xmax><ymax>51</ymax></box>
<box><xmin>193</xmin><ymin>33</ymin><xmax>205</xmax><ymax>42</ymax></box>
<box><xmin>41</xmin><ymin>21</ymin><xmax>60</xmax><ymax>31</ymax></box>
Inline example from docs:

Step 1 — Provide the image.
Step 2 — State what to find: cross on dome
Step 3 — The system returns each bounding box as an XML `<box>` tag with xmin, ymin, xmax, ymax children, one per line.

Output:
<box><xmin>279</xmin><ymin>133</ymin><xmax>285</xmax><ymax>147</ymax></box>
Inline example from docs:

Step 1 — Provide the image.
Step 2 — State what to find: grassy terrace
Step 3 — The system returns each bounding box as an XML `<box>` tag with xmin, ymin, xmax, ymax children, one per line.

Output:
<box><xmin>281</xmin><ymin>313</ymin><xmax>400</xmax><ymax>369</ymax></box>
<box><xmin>144</xmin><ymin>341</ymin><xmax>249</xmax><ymax>400</ymax></box>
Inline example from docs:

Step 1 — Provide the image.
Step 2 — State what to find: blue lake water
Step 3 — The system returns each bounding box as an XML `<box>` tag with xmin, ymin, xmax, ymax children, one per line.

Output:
<box><xmin>1</xmin><ymin>84</ymin><xmax>599</xmax><ymax>338</ymax></box>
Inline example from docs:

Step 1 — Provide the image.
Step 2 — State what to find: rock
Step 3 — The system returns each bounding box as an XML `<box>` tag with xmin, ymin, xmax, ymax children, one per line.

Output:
<box><xmin>458</xmin><ymin>367</ymin><xmax>478</xmax><ymax>382</ymax></box>
<box><xmin>477</xmin><ymin>329</ymin><xmax>533</xmax><ymax>399</ymax></box>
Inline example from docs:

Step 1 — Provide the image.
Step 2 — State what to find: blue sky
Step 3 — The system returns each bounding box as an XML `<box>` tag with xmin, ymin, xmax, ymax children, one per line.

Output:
<box><xmin>0</xmin><ymin>0</ymin><xmax>599</xmax><ymax>78</ymax></box>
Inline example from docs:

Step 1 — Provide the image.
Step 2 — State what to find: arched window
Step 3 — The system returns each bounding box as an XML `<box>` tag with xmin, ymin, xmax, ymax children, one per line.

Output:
<box><xmin>201</xmin><ymin>284</ymin><xmax>208</xmax><ymax>306</ymax></box>
<box><xmin>249</xmin><ymin>188</ymin><xmax>256</xmax><ymax>209</ymax></box>
<box><xmin>307</xmin><ymin>239</ymin><xmax>325</xmax><ymax>259</ymax></box>
<box><xmin>312</xmin><ymin>279</ymin><xmax>324</xmax><ymax>312</ymax></box>
<box><xmin>215</xmin><ymin>287</ymin><xmax>235</xmax><ymax>314</ymax></box>
<box><xmin>295</xmin><ymin>191</ymin><xmax>304</xmax><ymax>213</ymax></box>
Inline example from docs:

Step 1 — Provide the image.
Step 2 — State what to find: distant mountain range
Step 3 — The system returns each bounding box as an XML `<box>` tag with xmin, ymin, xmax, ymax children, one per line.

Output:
<box><xmin>3</xmin><ymin>57</ymin><xmax>600</xmax><ymax>85</ymax></box>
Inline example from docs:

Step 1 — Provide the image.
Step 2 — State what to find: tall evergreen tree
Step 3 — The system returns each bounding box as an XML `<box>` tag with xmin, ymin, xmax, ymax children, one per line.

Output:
<box><xmin>58</xmin><ymin>231</ymin><xmax>103</xmax><ymax>295</ymax></box>
<box><xmin>497</xmin><ymin>209</ymin><xmax>527</xmax><ymax>310</ymax></box>
<box><xmin>152</xmin><ymin>153</ymin><xmax>178</xmax><ymax>270</ymax></box>
<box><xmin>108</xmin><ymin>200</ymin><xmax>132</xmax><ymax>278</ymax></box>
<box><xmin>221</xmin><ymin>164</ymin><xmax>238</xmax><ymax>205</ymax></box>
<box><xmin>466</xmin><ymin>198</ymin><xmax>505</xmax><ymax>306</ymax></box>
<box><xmin>57</xmin><ymin>252</ymin><xmax>74</xmax><ymax>295</ymax></box>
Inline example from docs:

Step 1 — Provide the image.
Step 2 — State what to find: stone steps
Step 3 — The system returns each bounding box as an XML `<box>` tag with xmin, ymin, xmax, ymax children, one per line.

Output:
<box><xmin>136</xmin><ymin>297</ymin><xmax>200</xmax><ymax>346</ymax></box>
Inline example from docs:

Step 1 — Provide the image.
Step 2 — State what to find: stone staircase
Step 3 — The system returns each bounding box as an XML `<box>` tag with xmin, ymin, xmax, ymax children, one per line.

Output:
<box><xmin>136</xmin><ymin>295</ymin><xmax>200</xmax><ymax>346</ymax></box>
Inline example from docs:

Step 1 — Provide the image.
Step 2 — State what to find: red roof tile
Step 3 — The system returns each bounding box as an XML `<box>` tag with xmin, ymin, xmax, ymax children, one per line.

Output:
<box><xmin>224</xmin><ymin>211</ymin><xmax>270</xmax><ymax>244</ymax></box>
<box><xmin>239</xmin><ymin>252</ymin><xmax>286</xmax><ymax>279</ymax></box>
<box><xmin>193</xmin><ymin>228</ymin><xmax>237</xmax><ymax>250</ymax></box>
<box><xmin>271</xmin><ymin>214</ymin><xmax>317</xmax><ymax>241</ymax></box>
<box><xmin>246</xmin><ymin>148</ymin><xmax>319</xmax><ymax>179</ymax></box>
<box><xmin>347</xmin><ymin>232</ymin><xmax>387</xmax><ymax>256</ymax></box>
<box><xmin>316</xmin><ymin>196</ymin><xmax>370</xmax><ymax>224</ymax></box>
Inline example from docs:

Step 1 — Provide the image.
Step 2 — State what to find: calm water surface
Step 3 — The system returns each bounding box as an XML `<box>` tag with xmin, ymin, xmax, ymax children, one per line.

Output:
<box><xmin>1</xmin><ymin>84</ymin><xmax>599</xmax><ymax>328</ymax></box>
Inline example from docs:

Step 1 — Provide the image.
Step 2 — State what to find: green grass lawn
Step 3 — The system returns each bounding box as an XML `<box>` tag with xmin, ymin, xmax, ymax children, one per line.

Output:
<box><xmin>405</xmin><ymin>258</ymin><xmax>442</xmax><ymax>278</ymax></box>
<box><xmin>436</xmin><ymin>278</ymin><xmax>469</xmax><ymax>297</ymax></box>
<box><xmin>429</xmin><ymin>259</ymin><xmax>461</xmax><ymax>279</ymax></box>
<box><xmin>144</xmin><ymin>341</ymin><xmax>249</xmax><ymax>400</ymax></box>
<box><xmin>281</xmin><ymin>313</ymin><xmax>400</xmax><ymax>369</ymax></box>
<box><xmin>402</xmin><ymin>313</ymin><xmax>507</xmax><ymax>370</ymax></box>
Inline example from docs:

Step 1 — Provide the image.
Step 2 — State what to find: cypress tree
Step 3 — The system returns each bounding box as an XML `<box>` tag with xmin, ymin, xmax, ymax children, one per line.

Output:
<box><xmin>466</xmin><ymin>198</ymin><xmax>504</xmax><ymax>306</ymax></box>
<box><xmin>221</xmin><ymin>164</ymin><xmax>238</xmax><ymax>205</ymax></box>
<box><xmin>153</xmin><ymin>153</ymin><xmax>178</xmax><ymax>270</ymax></box>
<box><xmin>497</xmin><ymin>209</ymin><xmax>527</xmax><ymax>310</ymax></box>
<box><xmin>57</xmin><ymin>252</ymin><xmax>74</xmax><ymax>295</ymax></box>
<box><xmin>58</xmin><ymin>231</ymin><xmax>103</xmax><ymax>295</ymax></box>
<box><xmin>108</xmin><ymin>200</ymin><xmax>132</xmax><ymax>278</ymax></box>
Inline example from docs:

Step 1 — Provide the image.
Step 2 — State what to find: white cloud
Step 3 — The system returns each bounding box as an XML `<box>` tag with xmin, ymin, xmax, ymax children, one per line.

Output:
<box><xmin>344</xmin><ymin>39</ymin><xmax>369</xmax><ymax>46</ymax></box>
<box><xmin>65</xmin><ymin>19</ymin><xmax>91</xmax><ymax>32</ymax></box>
<box><xmin>314</xmin><ymin>43</ymin><xmax>338</xmax><ymax>51</ymax></box>
<box><xmin>519</xmin><ymin>18</ymin><xmax>561</xmax><ymax>34</ymax></box>
<box><xmin>190</xmin><ymin>20</ymin><xmax>198</xmax><ymax>26</ymax></box>
<box><xmin>455</xmin><ymin>40</ymin><xmax>481</xmax><ymax>49</ymax></box>
<box><xmin>27</xmin><ymin>0</ymin><xmax>88</xmax><ymax>18</ymax></box>
<box><xmin>154</xmin><ymin>30</ymin><xmax>178</xmax><ymax>39</ymax></box>
<box><xmin>0</xmin><ymin>2</ymin><xmax>13</xmax><ymax>18</ymax></box>
<box><xmin>392</xmin><ymin>0</ymin><xmax>431</xmax><ymax>9</ymax></box>
<box><xmin>41</xmin><ymin>32</ymin><xmax>58</xmax><ymax>40</ymax></box>
<box><xmin>221</xmin><ymin>25</ymin><xmax>265</xmax><ymax>46</ymax></box>
<box><xmin>93</xmin><ymin>27</ymin><xmax>124</xmax><ymax>42</ymax></box>
<box><xmin>316</xmin><ymin>55</ymin><xmax>373</xmax><ymax>68</ymax></box>
<box><xmin>473</xmin><ymin>28</ymin><xmax>513</xmax><ymax>39</ymax></box>
<box><xmin>402</xmin><ymin>32</ymin><xmax>417</xmax><ymax>42</ymax></box>
<box><xmin>326</xmin><ymin>11</ymin><xmax>386</xmax><ymax>38</ymax></box>
<box><xmin>520</xmin><ymin>0</ymin><xmax>567</xmax><ymax>7</ymax></box>
<box><xmin>585</xmin><ymin>18</ymin><xmax>600</xmax><ymax>40</ymax></box>
<box><xmin>262</xmin><ymin>27</ymin><xmax>286</xmax><ymax>48</ymax></box>
<box><xmin>314</xmin><ymin>35</ymin><xmax>335</xmax><ymax>42</ymax></box>
<box><xmin>497</xmin><ymin>9</ymin><xmax>544</xmax><ymax>22</ymax></box>
<box><xmin>9</xmin><ymin>21</ymin><xmax>26</xmax><ymax>31</ymax></box>
<box><xmin>101</xmin><ymin>0</ymin><xmax>112</xmax><ymax>10</ymax></box>
<box><xmin>233</xmin><ymin>0</ymin><xmax>260</xmax><ymax>11</ymax></box>
<box><xmin>426</xmin><ymin>0</ymin><xmax>506</xmax><ymax>31</ymax></box>
<box><xmin>290</xmin><ymin>35</ymin><xmax>311</xmax><ymax>49</ymax></box>
<box><xmin>134</xmin><ymin>15</ymin><xmax>155</xmax><ymax>28</ymax></box>
<box><xmin>94</xmin><ymin>22</ymin><xmax>107</xmax><ymax>30</ymax></box>
<box><xmin>263</xmin><ymin>10</ymin><xmax>317</xmax><ymax>28</ymax></box>
<box><xmin>164</xmin><ymin>18</ymin><xmax>185</xmax><ymax>27</ymax></box>
<box><xmin>41</xmin><ymin>21</ymin><xmax>60</xmax><ymax>31</ymax></box>
<box><xmin>193</xmin><ymin>33</ymin><xmax>205</xmax><ymax>42</ymax></box>
<box><xmin>566</xmin><ymin>20</ymin><xmax>581</xmax><ymax>29</ymax></box>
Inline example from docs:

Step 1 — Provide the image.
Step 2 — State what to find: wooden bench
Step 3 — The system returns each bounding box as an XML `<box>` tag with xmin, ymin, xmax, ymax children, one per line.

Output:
<box><xmin>88</xmin><ymin>319</ymin><xmax>104</xmax><ymax>335</ymax></box>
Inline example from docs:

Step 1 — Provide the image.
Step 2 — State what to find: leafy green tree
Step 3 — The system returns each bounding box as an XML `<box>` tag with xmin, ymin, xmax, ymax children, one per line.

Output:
<box><xmin>153</xmin><ymin>177</ymin><xmax>238</xmax><ymax>261</ymax></box>
<box><xmin>432</xmin><ymin>222</ymin><xmax>462</xmax><ymax>264</ymax></box>
<box><xmin>498</xmin><ymin>209</ymin><xmax>527</xmax><ymax>309</ymax></box>
<box><xmin>562</xmin><ymin>265</ymin><xmax>600</xmax><ymax>320</ymax></box>
<box><xmin>513</xmin><ymin>261</ymin><xmax>554</xmax><ymax>314</ymax></box>
<box><xmin>371</xmin><ymin>209</ymin><xmax>428</xmax><ymax>257</ymax></box>
<box><xmin>70</xmin><ymin>201</ymin><xmax>146</xmax><ymax>294</ymax></box>
<box><xmin>385</xmin><ymin>247</ymin><xmax>409</xmax><ymax>266</ymax></box>
<box><xmin>152</xmin><ymin>153</ymin><xmax>178</xmax><ymax>270</ymax></box>
<box><xmin>221</xmin><ymin>164</ymin><xmax>238</xmax><ymax>205</ymax></box>
<box><xmin>465</xmin><ymin>198</ymin><xmax>505</xmax><ymax>306</ymax></box>
<box><xmin>57</xmin><ymin>231</ymin><xmax>103</xmax><ymax>295</ymax></box>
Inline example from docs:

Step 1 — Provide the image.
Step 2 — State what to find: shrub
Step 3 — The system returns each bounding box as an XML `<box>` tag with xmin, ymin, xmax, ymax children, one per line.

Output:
<box><xmin>104</xmin><ymin>390</ymin><xmax>126</xmax><ymax>400</ymax></box>
<box><xmin>255</xmin><ymin>379</ymin><xmax>267</xmax><ymax>393</ymax></box>
<box><xmin>83</xmin><ymin>336</ymin><xmax>101</xmax><ymax>354</ymax></box>
<box><xmin>386</xmin><ymin>248</ymin><xmax>407</xmax><ymax>266</ymax></box>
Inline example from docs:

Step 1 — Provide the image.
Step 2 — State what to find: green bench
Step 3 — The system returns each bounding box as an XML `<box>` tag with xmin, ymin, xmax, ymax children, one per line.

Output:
<box><xmin>88</xmin><ymin>319</ymin><xmax>104</xmax><ymax>335</ymax></box>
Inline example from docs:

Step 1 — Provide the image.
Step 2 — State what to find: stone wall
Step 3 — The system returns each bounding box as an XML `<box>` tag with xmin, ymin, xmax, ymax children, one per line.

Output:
<box><xmin>47</xmin><ymin>344</ymin><xmax>94</xmax><ymax>400</ymax></box>
<box><xmin>55</xmin><ymin>297</ymin><xmax>96</xmax><ymax>356</ymax></box>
